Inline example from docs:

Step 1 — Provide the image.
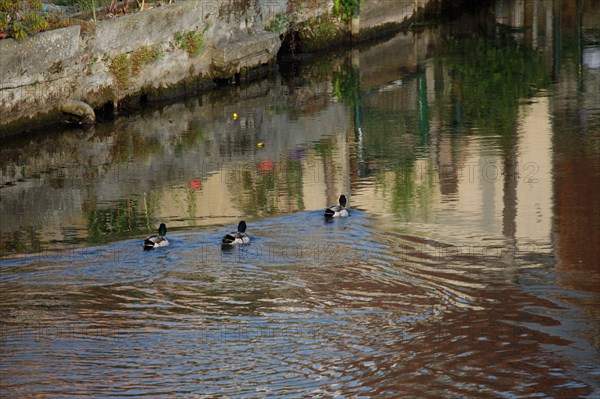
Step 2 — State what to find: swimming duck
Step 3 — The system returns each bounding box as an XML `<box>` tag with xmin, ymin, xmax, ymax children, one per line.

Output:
<box><xmin>222</xmin><ymin>221</ymin><xmax>250</xmax><ymax>245</ymax></box>
<box><xmin>324</xmin><ymin>195</ymin><xmax>349</xmax><ymax>218</ymax></box>
<box><xmin>143</xmin><ymin>223</ymin><xmax>169</xmax><ymax>250</ymax></box>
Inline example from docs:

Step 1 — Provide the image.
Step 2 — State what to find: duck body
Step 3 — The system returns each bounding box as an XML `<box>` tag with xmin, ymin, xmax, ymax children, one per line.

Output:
<box><xmin>222</xmin><ymin>221</ymin><xmax>250</xmax><ymax>245</ymax></box>
<box><xmin>143</xmin><ymin>223</ymin><xmax>169</xmax><ymax>250</ymax></box>
<box><xmin>324</xmin><ymin>195</ymin><xmax>349</xmax><ymax>218</ymax></box>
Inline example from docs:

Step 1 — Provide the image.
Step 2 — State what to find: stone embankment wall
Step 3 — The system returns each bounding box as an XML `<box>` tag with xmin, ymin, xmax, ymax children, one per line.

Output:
<box><xmin>355</xmin><ymin>0</ymin><xmax>430</xmax><ymax>37</ymax></box>
<box><xmin>0</xmin><ymin>0</ymin><xmax>434</xmax><ymax>135</ymax></box>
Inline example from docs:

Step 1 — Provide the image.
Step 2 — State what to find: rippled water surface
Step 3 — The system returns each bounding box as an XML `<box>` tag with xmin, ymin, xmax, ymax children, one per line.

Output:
<box><xmin>1</xmin><ymin>1</ymin><xmax>599</xmax><ymax>397</ymax></box>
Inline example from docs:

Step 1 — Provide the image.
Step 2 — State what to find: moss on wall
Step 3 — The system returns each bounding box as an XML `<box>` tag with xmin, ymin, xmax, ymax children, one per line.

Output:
<box><xmin>131</xmin><ymin>45</ymin><xmax>162</xmax><ymax>75</ymax></box>
<box><xmin>173</xmin><ymin>30</ymin><xmax>205</xmax><ymax>57</ymax></box>
<box><xmin>297</xmin><ymin>13</ymin><xmax>349</xmax><ymax>53</ymax></box>
<box><xmin>109</xmin><ymin>54</ymin><xmax>131</xmax><ymax>88</ymax></box>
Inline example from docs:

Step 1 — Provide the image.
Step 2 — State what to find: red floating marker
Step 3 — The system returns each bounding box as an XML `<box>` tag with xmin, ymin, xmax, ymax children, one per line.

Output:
<box><xmin>258</xmin><ymin>160</ymin><xmax>274</xmax><ymax>172</ymax></box>
<box><xmin>189</xmin><ymin>179</ymin><xmax>202</xmax><ymax>190</ymax></box>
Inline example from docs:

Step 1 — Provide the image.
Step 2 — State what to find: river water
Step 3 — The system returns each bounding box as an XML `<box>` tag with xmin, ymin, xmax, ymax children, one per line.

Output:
<box><xmin>1</xmin><ymin>1</ymin><xmax>599</xmax><ymax>397</ymax></box>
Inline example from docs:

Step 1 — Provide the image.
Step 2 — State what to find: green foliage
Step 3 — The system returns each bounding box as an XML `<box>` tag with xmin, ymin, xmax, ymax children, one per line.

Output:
<box><xmin>174</xmin><ymin>30</ymin><xmax>204</xmax><ymax>57</ymax></box>
<box><xmin>294</xmin><ymin>13</ymin><xmax>344</xmax><ymax>52</ymax></box>
<box><xmin>0</xmin><ymin>17</ymin><xmax>8</xmax><ymax>34</ymax></box>
<box><xmin>71</xmin><ymin>0</ymin><xmax>98</xmax><ymax>22</ymax></box>
<box><xmin>0</xmin><ymin>0</ymin><xmax>64</xmax><ymax>39</ymax></box>
<box><xmin>302</xmin><ymin>14</ymin><xmax>338</xmax><ymax>38</ymax></box>
<box><xmin>265</xmin><ymin>11</ymin><xmax>300</xmax><ymax>53</ymax></box>
<box><xmin>130</xmin><ymin>45</ymin><xmax>162</xmax><ymax>75</ymax></box>
<box><xmin>312</xmin><ymin>17</ymin><xmax>337</xmax><ymax>37</ymax></box>
<box><xmin>109</xmin><ymin>45</ymin><xmax>162</xmax><ymax>88</ymax></box>
<box><xmin>265</xmin><ymin>13</ymin><xmax>290</xmax><ymax>33</ymax></box>
<box><xmin>333</xmin><ymin>0</ymin><xmax>360</xmax><ymax>20</ymax></box>
<box><xmin>109</xmin><ymin>54</ymin><xmax>131</xmax><ymax>88</ymax></box>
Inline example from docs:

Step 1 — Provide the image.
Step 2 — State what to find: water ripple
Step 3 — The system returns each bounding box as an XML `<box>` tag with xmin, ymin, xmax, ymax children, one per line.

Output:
<box><xmin>2</xmin><ymin>209</ymin><xmax>597</xmax><ymax>397</ymax></box>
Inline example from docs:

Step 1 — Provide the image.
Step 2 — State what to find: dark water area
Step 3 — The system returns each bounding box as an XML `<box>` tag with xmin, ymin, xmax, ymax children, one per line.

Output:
<box><xmin>1</xmin><ymin>0</ymin><xmax>599</xmax><ymax>397</ymax></box>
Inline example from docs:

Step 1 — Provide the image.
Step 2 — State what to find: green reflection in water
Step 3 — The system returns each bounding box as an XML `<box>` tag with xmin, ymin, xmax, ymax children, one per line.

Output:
<box><xmin>443</xmin><ymin>36</ymin><xmax>551</xmax><ymax>136</ymax></box>
<box><xmin>175</xmin><ymin>124</ymin><xmax>206</xmax><ymax>157</ymax></box>
<box><xmin>286</xmin><ymin>158</ymin><xmax>305</xmax><ymax>211</ymax></box>
<box><xmin>185</xmin><ymin>186</ymin><xmax>198</xmax><ymax>227</ymax></box>
<box><xmin>0</xmin><ymin>229</ymin><xmax>44</xmax><ymax>255</ymax></box>
<box><xmin>233</xmin><ymin>154</ymin><xmax>306</xmax><ymax>217</ymax></box>
<box><xmin>87</xmin><ymin>198</ymin><xmax>155</xmax><ymax>244</ymax></box>
<box><xmin>334</xmin><ymin>32</ymin><xmax>553</xmax><ymax>221</ymax></box>
<box><xmin>110</xmin><ymin>129</ymin><xmax>163</xmax><ymax>162</ymax></box>
<box><xmin>333</xmin><ymin>64</ymin><xmax>360</xmax><ymax>108</ymax></box>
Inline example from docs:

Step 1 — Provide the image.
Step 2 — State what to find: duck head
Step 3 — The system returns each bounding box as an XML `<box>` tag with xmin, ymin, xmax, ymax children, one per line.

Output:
<box><xmin>158</xmin><ymin>223</ymin><xmax>167</xmax><ymax>236</ymax></box>
<box><xmin>238</xmin><ymin>221</ymin><xmax>247</xmax><ymax>233</ymax></box>
<box><xmin>339</xmin><ymin>195</ymin><xmax>347</xmax><ymax>207</ymax></box>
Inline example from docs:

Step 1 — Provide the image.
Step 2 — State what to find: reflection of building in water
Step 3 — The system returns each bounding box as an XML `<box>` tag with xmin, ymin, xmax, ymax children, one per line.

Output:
<box><xmin>345</xmin><ymin>0</ymin><xmax>598</xmax><ymax>276</ymax></box>
<box><xmin>549</xmin><ymin>0</ymin><xmax>600</xmax><ymax>279</ymax></box>
<box><xmin>514</xmin><ymin>98</ymin><xmax>553</xmax><ymax>244</ymax></box>
<box><xmin>1</xmin><ymin>0</ymin><xmax>598</xmax><ymax>264</ymax></box>
<box><xmin>348</xmin><ymin>16</ymin><xmax>556</xmax><ymax>246</ymax></box>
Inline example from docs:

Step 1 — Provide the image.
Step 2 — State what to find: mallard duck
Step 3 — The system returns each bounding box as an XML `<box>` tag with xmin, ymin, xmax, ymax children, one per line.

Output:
<box><xmin>324</xmin><ymin>195</ymin><xmax>349</xmax><ymax>218</ymax></box>
<box><xmin>143</xmin><ymin>223</ymin><xmax>169</xmax><ymax>250</ymax></box>
<box><xmin>222</xmin><ymin>221</ymin><xmax>250</xmax><ymax>245</ymax></box>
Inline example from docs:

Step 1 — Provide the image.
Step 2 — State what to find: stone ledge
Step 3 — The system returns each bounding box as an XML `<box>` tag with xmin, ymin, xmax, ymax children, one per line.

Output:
<box><xmin>91</xmin><ymin>1</ymin><xmax>205</xmax><ymax>56</ymax></box>
<box><xmin>0</xmin><ymin>25</ymin><xmax>81</xmax><ymax>87</ymax></box>
<box><xmin>212</xmin><ymin>31</ymin><xmax>281</xmax><ymax>73</ymax></box>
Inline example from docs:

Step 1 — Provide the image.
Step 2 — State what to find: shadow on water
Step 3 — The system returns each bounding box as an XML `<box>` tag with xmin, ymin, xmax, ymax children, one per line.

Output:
<box><xmin>1</xmin><ymin>0</ymin><xmax>600</xmax><ymax>397</ymax></box>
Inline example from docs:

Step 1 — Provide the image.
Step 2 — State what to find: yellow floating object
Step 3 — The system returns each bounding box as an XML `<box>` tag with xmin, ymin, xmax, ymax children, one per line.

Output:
<box><xmin>257</xmin><ymin>142</ymin><xmax>264</xmax><ymax>148</ymax></box>
<box><xmin>233</xmin><ymin>113</ymin><xmax>238</xmax><ymax>120</ymax></box>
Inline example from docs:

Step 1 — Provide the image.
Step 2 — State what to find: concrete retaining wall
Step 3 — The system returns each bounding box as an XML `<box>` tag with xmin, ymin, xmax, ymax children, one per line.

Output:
<box><xmin>359</xmin><ymin>0</ymin><xmax>431</xmax><ymax>34</ymax></box>
<box><xmin>1</xmin><ymin>25</ymin><xmax>81</xmax><ymax>87</ymax></box>
<box><xmin>91</xmin><ymin>3</ymin><xmax>206</xmax><ymax>56</ymax></box>
<box><xmin>0</xmin><ymin>0</ymin><xmax>434</xmax><ymax>135</ymax></box>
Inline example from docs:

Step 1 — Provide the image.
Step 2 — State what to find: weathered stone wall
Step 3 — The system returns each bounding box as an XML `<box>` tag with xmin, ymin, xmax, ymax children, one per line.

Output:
<box><xmin>1</xmin><ymin>25</ymin><xmax>81</xmax><ymax>88</ymax></box>
<box><xmin>359</xmin><ymin>0</ymin><xmax>431</xmax><ymax>34</ymax></box>
<box><xmin>0</xmin><ymin>0</ymin><xmax>435</xmax><ymax>135</ymax></box>
<box><xmin>1</xmin><ymin>25</ymin><xmax>83</xmax><ymax>129</ymax></box>
<box><xmin>0</xmin><ymin>0</ymin><xmax>283</xmax><ymax>133</ymax></box>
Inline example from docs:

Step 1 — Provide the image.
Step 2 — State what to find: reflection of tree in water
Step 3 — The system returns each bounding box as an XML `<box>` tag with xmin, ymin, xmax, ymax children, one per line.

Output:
<box><xmin>101</xmin><ymin>124</ymin><xmax>208</xmax><ymax>231</ymax></box>
<box><xmin>331</xmin><ymin>57</ymin><xmax>436</xmax><ymax>219</ymax></box>
<box><xmin>380</xmin><ymin>161</ymin><xmax>436</xmax><ymax>220</ymax></box>
<box><xmin>314</xmin><ymin>136</ymin><xmax>338</xmax><ymax>206</ymax></box>
<box><xmin>227</xmin><ymin>154</ymin><xmax>306</xmax><ymax>217</ymax></box>
<box><xmin>87</xmin><ymin>197</ymin><xmax>156</xmax><ymax>244</ymax></box>
<box><xmin>359</xmin><ymin>83</ymin><xmax>436</xmax><ymax>220</ymax></box>
<box><xmin>333</xmin><ymin>63</ymin><xmax>360</xmax><ymax>108</ymax></box>
<box><xmin>367</xmin><ymin>119</ymin><xmax>436</xmax><ymax>221</ymax></box>
<box><xmin>109</xmin><ymin>129</ymin><xmax>163</xmax><ymax>162</ymax></box>
<box><xmin>172</xmin><ymin>122</ymin><xmax>207</xmax><ymax>157</ymax></box>
<box><xmin>0</xmin><ymin>229</ymin><xmax>45</xmax><ymax>256</ymax></box>
<box><xmin>335</xmin><ymin>32</ymin><xmax>553</xmax><ymax>220</ymax></box>
<box><xmin>440</xmin><ymin>35</ymin><xmax>550</xmax><ymax>140</ymax></box>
